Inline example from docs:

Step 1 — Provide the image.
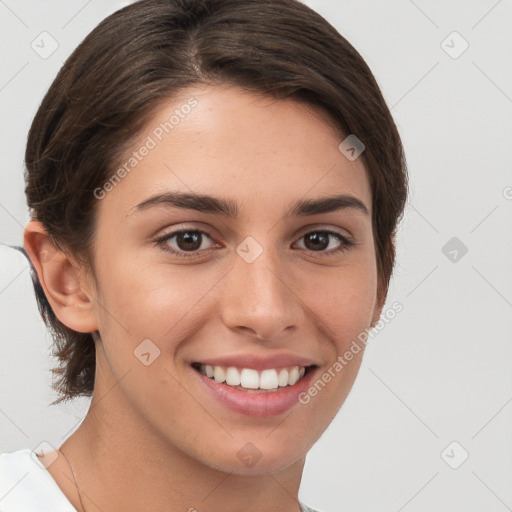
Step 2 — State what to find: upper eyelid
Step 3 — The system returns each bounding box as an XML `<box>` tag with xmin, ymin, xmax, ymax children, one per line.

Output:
<box><xmin>156</xmin><ymin>221</ymin><xmax>353</xmax><ymax>238</ymax></box>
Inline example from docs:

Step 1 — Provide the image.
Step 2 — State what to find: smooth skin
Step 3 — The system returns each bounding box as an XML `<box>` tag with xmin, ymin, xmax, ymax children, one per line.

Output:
<box><xmin>25</xmin><ymin>84</ymin><xmax>383</xmax><ymax>512</ymax></box>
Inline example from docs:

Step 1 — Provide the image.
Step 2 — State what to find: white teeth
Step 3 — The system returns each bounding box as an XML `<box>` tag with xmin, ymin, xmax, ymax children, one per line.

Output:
<box><xmin>260</xmin><ymin>369</ymin><xmax>279</xmax><ymax>390</ymax></box>
<box><xmin>196</xmin><ymin>364</ymin><xmax>309</xmax><ymax>390</ymax></box>
<box><xmin>240</xmin><ymin>368</ymin><xmax>259</xmax><ymax>389</ymax></box>
<box><xmin>225</xmin><ymin>367</ymin><xmax>241</xmax><ymax>386</ymax></box>
<box><xmin>213</xmin><ymin>366</ymin><xmax>226</xmax><ymax>383</ymax></box>
<box><xmin>288</xmin><ymin>366</ymin><xmax>300</xmax><ymax>386</ymax></box>
<box><xmin>278</xmin><ymin>368</ymin><xmax>289</xmax><ymax>387</ymax></box>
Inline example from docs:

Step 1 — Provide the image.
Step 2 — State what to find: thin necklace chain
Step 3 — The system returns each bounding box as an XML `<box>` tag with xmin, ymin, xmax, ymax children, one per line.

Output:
<box><xmin>58</xmin><ymin>447</ymin><xmax>87</xmax><ymax>512</ymax></box>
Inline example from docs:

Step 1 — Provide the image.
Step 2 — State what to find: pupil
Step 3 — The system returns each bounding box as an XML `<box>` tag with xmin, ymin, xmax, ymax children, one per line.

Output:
<box><xmin>178</xmin><ymin>232</ymin><xmax>201</xmax><ymax>251</ymax></box>
<box><xmin>306</xmin><ymin>232</ymin><xmax>328</xmax><ymax>251</ymax></box>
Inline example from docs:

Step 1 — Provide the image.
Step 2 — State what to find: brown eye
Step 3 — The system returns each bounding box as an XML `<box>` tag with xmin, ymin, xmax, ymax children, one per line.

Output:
<box><xmin>156</xmin><ymin>230</ymin><xmax>216</xmax><ymax>257</ymax></box>
<box><xmin>174</xmin><ymin>231</ymin><xmax>203</xmax><ymax>251</ymax></box>
<box><xmin>302</xmin><ymin>232</ymin><xmax>331</xmax><ymax>251</ymax></box>
<box><xmin>295</xmin><ymin>230</ymin><xmax>355</xmax><ymax>256</ymax></box>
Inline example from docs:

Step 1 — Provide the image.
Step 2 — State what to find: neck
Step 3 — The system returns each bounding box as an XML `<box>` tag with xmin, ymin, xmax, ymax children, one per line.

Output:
<box><xmin>59</xmin><ymin>382</ymin><xmax>305</xmax><ymax>512</ymax></box>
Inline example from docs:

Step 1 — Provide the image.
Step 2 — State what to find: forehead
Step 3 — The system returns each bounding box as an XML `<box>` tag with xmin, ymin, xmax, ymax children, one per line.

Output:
<box><xmin>98</xmin><ymin>84</ymin><xmax>371</xmax><ymax>220</ymax></box>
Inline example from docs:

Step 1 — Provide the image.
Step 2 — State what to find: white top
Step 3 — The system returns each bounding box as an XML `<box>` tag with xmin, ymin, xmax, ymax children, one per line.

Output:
<box><xmin>0</xmin><ymin>449</ymin><xmax>76</xmax><ymax>511</ymax></box>
<box><xmin>0</xmin><ymin>449</ymin><xmax>320</xmax><ymax>512</ymax></box>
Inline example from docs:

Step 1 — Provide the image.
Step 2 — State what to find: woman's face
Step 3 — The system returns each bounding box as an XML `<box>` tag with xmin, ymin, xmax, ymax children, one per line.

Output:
<box><xmin>86</xmin><ymin>84</ymin><xmax>381</xmax><ymax>474</ymax></box>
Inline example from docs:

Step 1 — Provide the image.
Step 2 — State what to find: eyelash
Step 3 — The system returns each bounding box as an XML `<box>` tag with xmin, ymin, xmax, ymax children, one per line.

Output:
<box><xmin>153</xmin><ymin>228</ymin><xmax>356</xmax><ymax>259</ymax></box>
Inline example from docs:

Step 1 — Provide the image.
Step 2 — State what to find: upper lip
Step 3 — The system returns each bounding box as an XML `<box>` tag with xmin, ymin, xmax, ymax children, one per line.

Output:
<box><xmin>192</xmin><ymin>353</ymin><xmax>317</xmax><ymax>371</ymax></box>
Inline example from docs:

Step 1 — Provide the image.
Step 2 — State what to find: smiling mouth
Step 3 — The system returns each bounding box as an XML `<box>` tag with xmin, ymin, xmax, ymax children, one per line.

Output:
<box><xmin>191</xmin><ymin>363</ymin><xmax>316</xmax><ymax>393</ymax></box>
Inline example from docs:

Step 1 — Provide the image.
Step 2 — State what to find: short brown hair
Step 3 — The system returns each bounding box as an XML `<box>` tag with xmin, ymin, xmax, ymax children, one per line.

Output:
<box><xmin>24</xmin><ymin>0</ymin><xmax>408</xmax><ymax>404</ymax></box>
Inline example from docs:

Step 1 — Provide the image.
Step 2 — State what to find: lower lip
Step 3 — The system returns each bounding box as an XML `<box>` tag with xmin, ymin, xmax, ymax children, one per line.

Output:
<box><xmin>193</xmin><ymin>367</ymin><xmax>317</xmax><ymax>417</ymax></box>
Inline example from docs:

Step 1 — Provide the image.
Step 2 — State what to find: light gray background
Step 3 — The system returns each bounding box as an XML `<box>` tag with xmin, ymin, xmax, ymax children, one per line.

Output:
<box><xmin>1</xmin><ymin>1</ymin><xmax>511</xmax><ymax>511</ymax></box>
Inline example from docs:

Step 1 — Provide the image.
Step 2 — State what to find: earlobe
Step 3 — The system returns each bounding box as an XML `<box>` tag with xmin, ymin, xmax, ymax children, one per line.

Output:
<box><xmin>23</xmin><ymin>220</ymin><xmax>99</xmax><ymax>333</ymax></box>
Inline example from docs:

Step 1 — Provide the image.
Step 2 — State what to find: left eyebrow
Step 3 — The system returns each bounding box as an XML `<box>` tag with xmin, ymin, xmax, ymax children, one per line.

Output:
<box><xmin>128</xmin><ymin>192</ymin><xmax>369</xmax><ymax>217</ymax></box>
<box><xmin>291</xmin><ymin>194</ymin><xmax>369</xmax><ymax>217</ymax></box>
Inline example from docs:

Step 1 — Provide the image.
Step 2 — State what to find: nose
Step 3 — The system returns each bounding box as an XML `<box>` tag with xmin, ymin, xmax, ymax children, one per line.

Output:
<box><xmin>220</xmin><ymin>244</ymin><xmax>301</xmax><ymax>341</ymax></box>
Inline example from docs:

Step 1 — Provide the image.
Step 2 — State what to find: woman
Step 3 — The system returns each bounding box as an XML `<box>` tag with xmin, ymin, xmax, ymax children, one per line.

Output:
<box><xmin>0</xmin><ymin>0</ymin><xmax>407</xmax><ymax>510</ymax></box>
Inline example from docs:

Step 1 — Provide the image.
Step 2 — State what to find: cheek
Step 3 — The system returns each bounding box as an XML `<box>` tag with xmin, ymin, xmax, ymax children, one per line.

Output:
<box><xmin>96</xmin><ymin>260</ymin><xmax>220</xmax><ymax>344</ymax></box>
<box><xmin>302</xmin><ymin>262</ymin><xmax>378</xmax><ymax>347</ymax></box>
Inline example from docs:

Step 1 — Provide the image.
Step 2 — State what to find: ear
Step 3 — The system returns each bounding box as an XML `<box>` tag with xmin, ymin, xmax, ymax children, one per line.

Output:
<box><xmin>23</xmin><ymin>220</ymin><xmax>99</xmax><ymax>333</ymax></box>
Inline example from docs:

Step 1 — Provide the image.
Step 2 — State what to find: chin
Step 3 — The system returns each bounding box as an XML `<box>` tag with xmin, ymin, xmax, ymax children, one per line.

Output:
<box><xmin>197</xmin><ymin>434</ymin><xmax>310</xmax><ymax>476</ymax></box>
